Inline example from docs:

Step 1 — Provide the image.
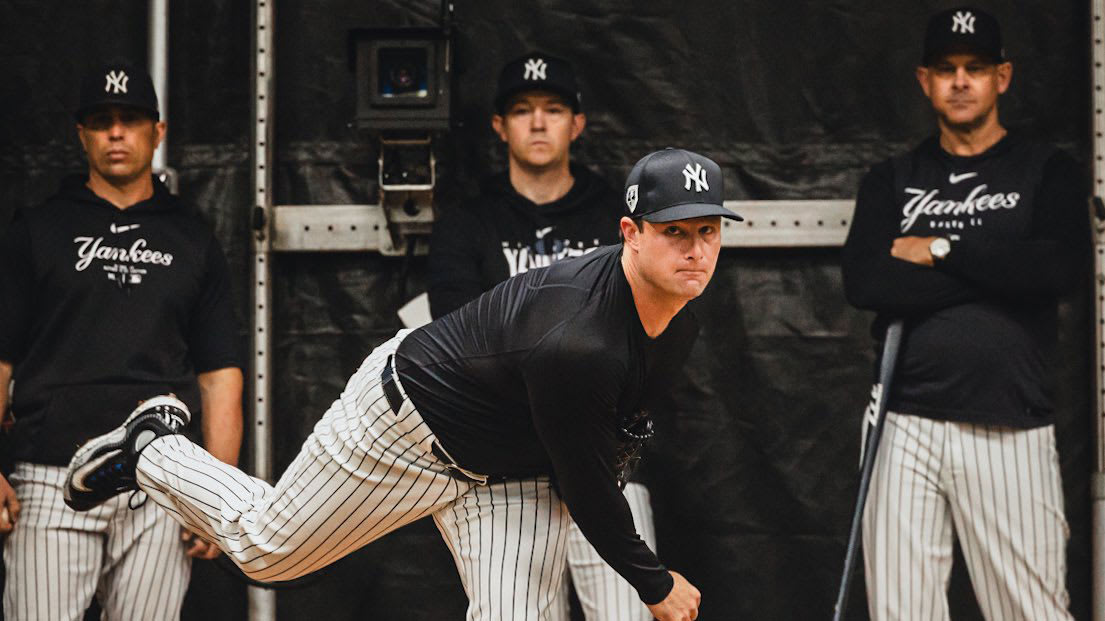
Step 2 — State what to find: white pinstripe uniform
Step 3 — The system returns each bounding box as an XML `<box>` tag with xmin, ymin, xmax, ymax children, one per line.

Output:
<box><xmin>562</xmin><ymin>482</ymin><xmax>656</xmax><ymax>620</ymax></box>
<box><xmin>862</xmin><ymin>410</ymin><xmax>1072</xmax><ymax>621</ymax></box>
<box><xmin>135</xmin><ymin>331</ymin><xmax>575</xmax><ymax>620</ymax></box>
<box><xmin>2</xmin><ymin>462</ymin><xmax>189</xmax><ymax>621</ymax></box>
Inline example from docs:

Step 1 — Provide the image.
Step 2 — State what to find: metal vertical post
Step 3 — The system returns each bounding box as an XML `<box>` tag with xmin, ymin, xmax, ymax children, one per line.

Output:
<box><xmin>148</xmin><ymin>0</ymin><xmax>169</xmax><ymax>175</ymax></box>
<box><xmin>250</xmin><ymin>0</ymin><xmax>276</xmax><ymax>618</ymax></box>
<box><xmin>1093</xmin><ymin>2</ymin><xmax>1105</xmax><ymax>620</ymax></box>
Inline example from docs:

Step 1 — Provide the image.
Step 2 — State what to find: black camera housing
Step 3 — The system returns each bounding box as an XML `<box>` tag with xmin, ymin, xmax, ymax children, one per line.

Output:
<box><xmin>350</xmin><ymin>28</ymin><xmax>451</xmax><ymax>131</ymax></box>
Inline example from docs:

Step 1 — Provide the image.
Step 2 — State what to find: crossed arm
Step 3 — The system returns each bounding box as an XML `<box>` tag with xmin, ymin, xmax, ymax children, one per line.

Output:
<box><xmin>842</xmin><ymin>154</ymin><xmax>1088</xmax><ymax>315</ymax></box>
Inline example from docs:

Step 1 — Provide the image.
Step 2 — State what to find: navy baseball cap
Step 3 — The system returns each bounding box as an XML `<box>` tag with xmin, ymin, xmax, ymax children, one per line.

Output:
<box><xmin>623</xmin><ymin>149</ymin><xmax>742</xmax><ymax>223</ymax></box>
<box><xmin>494</xmin><ymin>52</ymin><xmax>581</xmax><ymax>113</ymax></box>
<box><xmin>922</xmin><ymin>7</ymin><xmax>1004</xmax><ymax>65</ymax></box>
<box><xmin>75</xmin><ymin>61</ymin><xmax>160</xmax><ymax>122</ymax></box>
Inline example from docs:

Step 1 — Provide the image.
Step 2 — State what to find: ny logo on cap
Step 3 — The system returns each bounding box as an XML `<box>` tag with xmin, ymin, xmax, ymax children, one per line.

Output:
<box><xmin>951</xmin><ymin>11</ymin><xmax>975</xmax><ymax>34</ymax></box>
<box><xmin>523</xmin><ymin>58</ymin><xmax>547</xmax><ymax>81</ymax></box>
<box><xmin>683</xmin><ymin>163</ymin><xmax>709</xmax><ymax>192</ymax></box>
<box><xmin>625</xmin><ymin>185</ymin><xmax>639</xmax><ymax>212</ymax></box>
<box><xmin>104</xmin><ymin>70</ymin><xmax>129</xmax><ymax>94</ymax></box>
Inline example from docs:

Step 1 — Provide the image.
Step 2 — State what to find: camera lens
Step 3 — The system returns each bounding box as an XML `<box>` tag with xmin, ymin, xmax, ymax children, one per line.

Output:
<box><xmin>389</xmin><ymin>64</ymin><xmax>416</xmax><ymax>90</ymax></box>
<box><xmin>377</xmin><ymin>48</ymin><xmax>428</xmax><ymax>99</ymax></box>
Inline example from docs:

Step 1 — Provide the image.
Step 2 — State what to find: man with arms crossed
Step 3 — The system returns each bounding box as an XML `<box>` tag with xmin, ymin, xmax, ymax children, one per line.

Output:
<box><xmin>0</xmin><ymin>62</ymin><xmax>243</xmax><ymax>620</ymax></box>
<box><xmin>842</xmin><ymin>8</ymin><xmax>1085</xmax><ymax>619</ymax></box>
<box><xmin>64</xmin><ymin>148</ymin><xmax>740</xmax><ymax>621</ymax></box>
<box><xmin>430</xmin><ymin>52</ymin><xmax>654</xmax><ymax>620</ymax></box>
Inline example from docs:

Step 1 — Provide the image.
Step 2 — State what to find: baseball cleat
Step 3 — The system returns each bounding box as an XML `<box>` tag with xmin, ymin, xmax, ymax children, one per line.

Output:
<box><xmin>64</xmin><ymin>395</ymin><xmax>190</xmax><ymax>511</ymax></box>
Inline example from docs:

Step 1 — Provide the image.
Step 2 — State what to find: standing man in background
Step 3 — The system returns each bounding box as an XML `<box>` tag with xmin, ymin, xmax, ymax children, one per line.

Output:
<box><xmin>428</xmin><ymin>52</ymin><xmax>655</xmax><ymax>620</ymax></box>
<box><xmin>0</xmin><ymin>61</ymin><xmax>243</xmax><ymax>620</ymax></box>
<box><xmin>428</xmin><ymin>52</ymin><xmax>621</xmax><ymax>315</ymax></box>
<box><xmin>842</xmin><ymin>8</ymin><xmax>1085</xmax><ymax>620</ymax></box>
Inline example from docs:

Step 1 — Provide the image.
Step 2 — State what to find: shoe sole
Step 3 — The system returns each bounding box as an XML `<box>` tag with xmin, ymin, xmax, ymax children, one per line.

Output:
<box><xmin>64</xmin><ymin>395</ymin><xmax>191</xmax><ymax>510</ymax></box>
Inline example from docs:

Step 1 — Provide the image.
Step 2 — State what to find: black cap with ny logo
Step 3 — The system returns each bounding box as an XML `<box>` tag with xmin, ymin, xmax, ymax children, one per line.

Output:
<box><xmin>75</xmin><ymin>61</ymin><xmax>160</xmax><ymax>123</ymax></box>
<box><xmin>623</xmin><ymin>148</ymin><xmax>742</xmax><ymax>223</ymax></box>
<box><xmin>922</xmin><ymin>7</ymin><xmax>1004</xmax><ymax>66</ymax></box>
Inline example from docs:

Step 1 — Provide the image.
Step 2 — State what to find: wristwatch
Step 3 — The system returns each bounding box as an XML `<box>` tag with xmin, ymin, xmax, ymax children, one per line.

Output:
<box><xmin>929</xmin><ymin>237</ymin><xmax>951</xmax><ymax>261</ymax></box>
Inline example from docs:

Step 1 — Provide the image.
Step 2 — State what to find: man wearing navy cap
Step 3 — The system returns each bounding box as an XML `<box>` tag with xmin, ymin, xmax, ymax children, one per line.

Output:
<box><xmin>63</xmin><ymin>149</ymin><xmax>739</xmax><ymax>621</ymax></box>
<box><xmin>428</xmin><ymin>52</ymin><xmax>621</xmax><ymax>317</ymax></box>
<box><xmin>0</xmin><ymin>61</ymin><xmax>243</xmax><ymax>620</ymax></box>
<box><xmin>843</xmin><ymin>7</ymin><xmax>1084</xmax><ymax>619</ymax></box>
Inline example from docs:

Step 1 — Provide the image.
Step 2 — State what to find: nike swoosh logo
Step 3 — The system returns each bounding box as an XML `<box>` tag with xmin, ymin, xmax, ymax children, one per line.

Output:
<box><xmin>109</xmin><ymin>223</ymin><xmax>141</xmax><ymax>234</ymax></box>
<box><xmin>948</xmin><ymin>172</ymin><xmax>978</xmax><ymax>184</ymax></box>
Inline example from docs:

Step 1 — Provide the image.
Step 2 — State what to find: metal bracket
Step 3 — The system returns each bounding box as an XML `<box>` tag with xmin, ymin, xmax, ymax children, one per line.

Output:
<box><xmin>379</xmin><ymin>135</ymin><xmax>435</xmax><ymax>191</ymax></box>
<box><xmin>270</xmin><ymin>199</ymin><xmax>856</xmax><ymax>253</ymax></box>
<box><xmin>273</xmin><ymin>205</ymin><xmax>389</xmax><ymax>252</ymax></box>
<box><xmin>721</xmin><ymin>200</ymin><xmax>853</xmax><ymax>247</ymax></box>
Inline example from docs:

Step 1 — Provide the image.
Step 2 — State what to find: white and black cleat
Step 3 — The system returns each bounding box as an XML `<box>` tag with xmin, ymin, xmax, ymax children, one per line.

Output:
<box><xmin>63</xmin><ymin>395</ymin><xmax>190</xmax><ymax>512</ymax></box>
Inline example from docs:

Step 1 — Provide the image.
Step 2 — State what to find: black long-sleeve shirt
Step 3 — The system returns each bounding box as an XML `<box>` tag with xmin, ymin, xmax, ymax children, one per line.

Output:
<box><xmin>841</xmin><ymin>133</ymin><xmax>1089</xmax><ymax>427</ymax></box>
<box><xmin>397</xmin><ymin>245</ymin><xmax>697</xmax><ymax>604</ymax></box>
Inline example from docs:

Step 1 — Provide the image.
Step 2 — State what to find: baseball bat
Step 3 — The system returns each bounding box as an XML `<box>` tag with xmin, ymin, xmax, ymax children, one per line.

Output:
<box><xmin>831</xmin><ymin>319</ymin><xmax>905</xmax><ymax>621</ymax></box>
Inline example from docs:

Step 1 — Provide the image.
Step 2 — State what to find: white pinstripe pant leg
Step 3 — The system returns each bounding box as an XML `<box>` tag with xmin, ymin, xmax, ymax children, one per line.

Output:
<box><xmin>97</xmin><ymin>495</ymin><xmax>191</xmax><ymax>621</ymax></box>
<box><xmin>134</xmin><ymin>331</ymin><xmax>474</xmax><ymax>583</ymax></box>
<box><xmin>4</xmin><ymin>463</ymin><xmax>104</xmax><ymax>621</ymax></box>
<box><xmin>862</xmin><ymin>413</ymin><xmax>1073</xmax><ymax>621</ymax></box>
<box><xmin>863</xmin><ymin>412</ymin><xmax>954</xmax><ymax>621</ymax></box>
<box><xmin>432</xmin><ymin>478</ymin><xmax>573</xmax><ymax>621</ymax></box>
<box><xmin>2</xmin><ymin>463</ymin><xmax>190</xmax><ymax>621</ymax></box>
<box><xmin>945</xmin><ymin>423</ymin><xmax>1071</xmax><ymax>621</ymax></box>
<box><xmin>564</xmin><ymin>482</ymin><xmax>654</xmax><ymax>621</ymax></box>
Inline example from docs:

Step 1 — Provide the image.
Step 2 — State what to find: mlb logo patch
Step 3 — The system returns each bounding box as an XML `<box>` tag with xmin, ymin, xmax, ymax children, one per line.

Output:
<box><xmin>625</xmin><ymin>185</ymin><xmax>639</xmax><ymax>212</ymax></box>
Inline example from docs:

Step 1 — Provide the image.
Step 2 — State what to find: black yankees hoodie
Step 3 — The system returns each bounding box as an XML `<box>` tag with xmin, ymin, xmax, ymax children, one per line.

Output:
<box><xmin>0</xmin><ymin>175</ymin><xmax>240</xmax><ymax>465</ymax></box>
<box><xmin>842</xmin><ymin>133</ymin><xmax>1090</xmax><ymax>427</ymax></box>
<box><xmin>428</xmin><ymin>163</ymin><xmax>622</xmax><ymax>318</ymax></box>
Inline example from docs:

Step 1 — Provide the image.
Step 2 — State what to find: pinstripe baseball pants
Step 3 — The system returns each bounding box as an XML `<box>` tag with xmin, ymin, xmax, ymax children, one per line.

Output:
<box><xmin>2</xmin><ymin>462</ymin><xmax>190</xmax><ymax>621</ymax></box>
<box><xmin>561</xmin><ymin>482</ymin><xmax>655</xmax><ymax>621</ymax></box>
<box><xmin>862</xmin><ymin>411</ymin><xmax>1072</xmax><ymax>621</ymax></box>
<box><xmin>134</xmin><ymin>330</ymin><xmax>574</xmax><ymax>620</ymax></box>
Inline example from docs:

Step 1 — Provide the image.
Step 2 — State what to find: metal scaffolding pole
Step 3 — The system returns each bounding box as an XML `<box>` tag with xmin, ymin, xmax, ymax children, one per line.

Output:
<box><xmin>1093</xmin><ymin>2</ymin><xmax>1105</xmax><ymax>619</ymax></box>
<box><xmin>249</xmin><ymin>0</ymin><xmax>276</xmax><ymax>619</ymax></box>
<box><xmin>148</xmin><ymin>0</ymin><xmax>168</xmax><ymax>175</ymax></box>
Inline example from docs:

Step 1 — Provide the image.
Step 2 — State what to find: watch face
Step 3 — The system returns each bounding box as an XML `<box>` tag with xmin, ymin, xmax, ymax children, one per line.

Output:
<box><xmin>930</xmin><ymin>238</ymin><xmax>951</xmax><ymax>259</ymax></box>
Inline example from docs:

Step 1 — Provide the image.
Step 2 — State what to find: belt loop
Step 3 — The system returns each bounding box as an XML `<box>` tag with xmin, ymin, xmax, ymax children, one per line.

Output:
<box><xmin>380</xmin><ymin>355</ymin><xmax>405</xmax><ymax>415</ymax></box>
<box><xmin>431</xmin><ymin>440</ymin><xmax>489</xmax><ymax>485</ymax></box>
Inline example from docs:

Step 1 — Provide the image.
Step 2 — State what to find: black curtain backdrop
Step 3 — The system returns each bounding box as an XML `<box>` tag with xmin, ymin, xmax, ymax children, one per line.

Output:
<box><xmin>0</xmin><ymin>1</ymin><xmax>1092</xmax><ymax>620</ymax></box>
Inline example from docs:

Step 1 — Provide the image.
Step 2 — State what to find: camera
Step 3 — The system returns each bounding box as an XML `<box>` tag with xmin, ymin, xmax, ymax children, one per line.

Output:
<box><xmin>347</xmin><ymin>21</ymin><xmax>456</xmax><ymax>255</ymax></box>
<box><xmin>350</xmin><ymin>28</ymin><xmax>451</xmax><ymax>131</ymax></box>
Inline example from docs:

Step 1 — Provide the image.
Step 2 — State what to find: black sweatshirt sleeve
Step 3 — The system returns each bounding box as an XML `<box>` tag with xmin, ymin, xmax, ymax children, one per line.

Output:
<box><xmin>525</xmin><ymin>334</ymin><xmax>673</xmax><ymax>605</ymax></box>
<box><xmin>186</xmin><ymin>236</ymin><xmax>242</xmax><ymax>372</ymax></box>
<box><xmin>841</xmin><ymin>162</ymin><xmax>980</xmax><ymax>314</ymax></box>
<box><xmin>936</xmin><ymin>152</ymin><xmax>1090</xmax><ymax>296</ymax></box>
<box><xmin>427</xmin><ymin>206</ymin><xmax>488</xmax><ymax>319</ymax></box>
<box><xmin>0</xmin><ymin>214</ymin><xmax>32</xmax><ymax>363</ymax></box>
